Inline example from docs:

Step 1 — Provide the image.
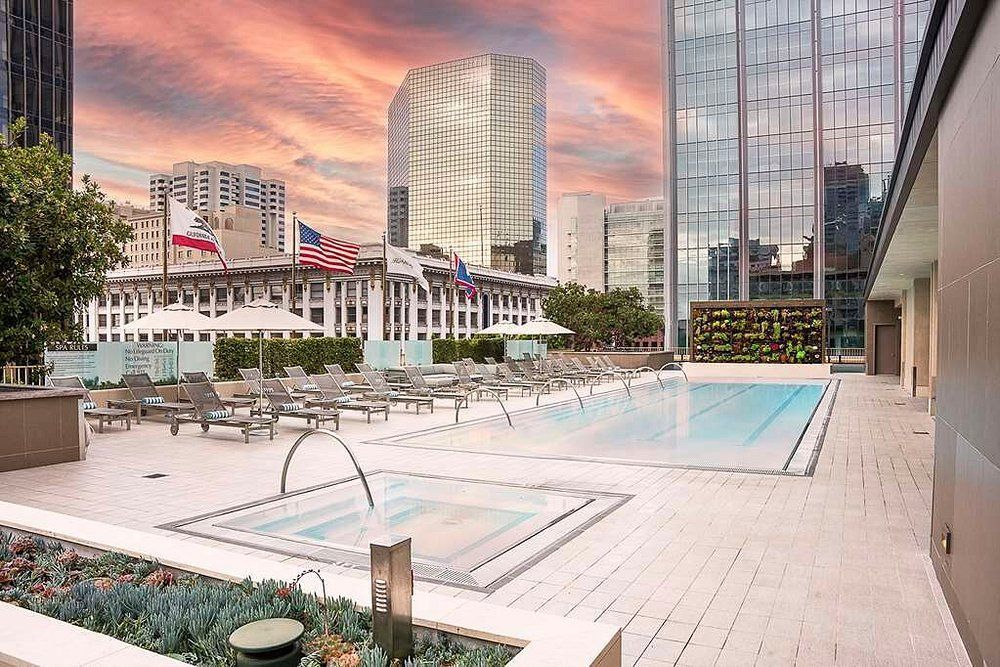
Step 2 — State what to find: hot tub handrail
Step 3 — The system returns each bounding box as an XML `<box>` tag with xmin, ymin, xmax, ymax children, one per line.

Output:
<box><xmin>589</xmin><ymin>370</ymin><xmax>632</xmax><ymax>398</ymax></box>
<box><xmin>657</xmin><ymin>362</ymin><xmax>689</xmax><ymax>382</ymax></box>
<box><xmin>534</xmin><ymin>378</ymin><xmax>585</xmax><ymax>411</ymax></box>
<box><xmin>454</xmin><ymin>387</ymin><xmax>513</xmax><ymax>427</ymax></box>
<box><xmin>280</xmin><ymin>428</ymin><xmax>374</xmax><ymax>508</ymax></box>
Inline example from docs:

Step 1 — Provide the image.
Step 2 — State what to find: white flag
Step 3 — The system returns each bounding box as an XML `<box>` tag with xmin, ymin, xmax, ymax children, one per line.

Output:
<box><xmin>385</xmin><ymin>244</ymin><xmax>429</xmax><ymax>292</ymax></box>
<box><xmin>169</xmin><ymin>198</ymin><xmax>228</xmax><ymax>269</ymax></box>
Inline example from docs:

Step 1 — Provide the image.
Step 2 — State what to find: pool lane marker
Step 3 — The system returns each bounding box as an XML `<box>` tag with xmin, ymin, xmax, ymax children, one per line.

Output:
<box><xmin>742</xmin><ymin>385</ymin><xmax>807</xmax><ymax>446</ymax></box>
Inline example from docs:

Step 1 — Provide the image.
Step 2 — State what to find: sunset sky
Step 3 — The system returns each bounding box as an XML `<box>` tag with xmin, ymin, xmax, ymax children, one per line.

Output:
<box><xmin>74</xmin><ymin>1</ymin><xmax>663</xmax><ymax>245</ymax></box>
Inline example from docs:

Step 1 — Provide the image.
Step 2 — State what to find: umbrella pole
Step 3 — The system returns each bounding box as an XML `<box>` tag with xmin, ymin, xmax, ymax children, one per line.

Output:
<box><xmin>175</xmin><ymin>329</ymin><xmax>180</xmax><ymax>399</ymax></box>
<box><xmin>258</xmin><ymin>330</ymin><xmax>264</xmax><ymax>410</ymax></box>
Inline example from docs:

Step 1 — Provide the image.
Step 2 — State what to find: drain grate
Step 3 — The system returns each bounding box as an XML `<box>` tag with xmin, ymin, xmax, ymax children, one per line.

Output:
<box><xmin>142</xmin><ymin>473</ymin><xmax>169</xmax><ymax>479</ymax></box>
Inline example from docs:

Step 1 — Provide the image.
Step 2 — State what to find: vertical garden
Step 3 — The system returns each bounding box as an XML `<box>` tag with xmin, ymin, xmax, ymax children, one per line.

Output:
<box><xmin>689</xmin><ymin>301</ymin><xmax>825</xmax><ymax>363</ymax></box>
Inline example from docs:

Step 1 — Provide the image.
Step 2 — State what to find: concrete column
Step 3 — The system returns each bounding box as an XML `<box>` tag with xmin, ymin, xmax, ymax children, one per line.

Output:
<box><xmin>323</xmin><ymin>279</ymin><xmax>335</xmax><ymax>337</ymax></box>
<box><xmin>339</xmin><ymin>282</ymin><xmax>348</xmax><ymax>337</ymax></box>
<box><xmin>929</xmin><ymin>261</ymin><xmax>939</xmax><ymax>406</ymax></box>
<box><xmin>408</xmin><ymin>283</ymin><xmax>418</xmax><ymax>341</ymax></box>
<box><xmin>368</xmin><ymin>280</ymin><xmax>383</xmax><ymax>341</ymax></box>
<box><xmin>355</xmin><ymin>280</ymin><xmax>363</xmax><ymax>339</ymax></box>
<box><xmin>900</xmin><ymin>278</ymin><xmax>931</xmax><ymax>395</ymax></box>
<box><xmin>388</xmin><ymin>281</ymin><xmax>396</xmax><ymax>341</ymax></box>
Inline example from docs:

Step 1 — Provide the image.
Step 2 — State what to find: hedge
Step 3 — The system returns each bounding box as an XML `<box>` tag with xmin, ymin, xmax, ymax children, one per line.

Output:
<box><xmin>432</xmin><ymin>337</ymin><xmax>505</xmax><ymax>364</ymax></box>
<box><xmin>690</xmin><ymin>302</ymin><xmax>825</xmax><ymax>363</ymax></box>
<box><xmin>214</xmin><ymin>336</ymin><xmax>363</xmax><ymax>380</ymax></box>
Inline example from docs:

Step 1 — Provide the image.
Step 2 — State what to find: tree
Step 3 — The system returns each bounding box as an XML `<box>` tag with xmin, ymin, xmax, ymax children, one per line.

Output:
<box><xmin>0</xmin><ymin>119</ymin><xmax>132</xmax><ymax>365</ymax></box>
<box><xmin>542</xmin><ymin>282</ymin><xmax>663</xmax><ymax>350</ymax></box>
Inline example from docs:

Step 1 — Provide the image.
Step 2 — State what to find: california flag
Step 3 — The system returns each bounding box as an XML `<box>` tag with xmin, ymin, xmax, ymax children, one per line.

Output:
<box><xmin>169</xmin><ymin>198</ymin><xmax>228</xmax><ymax>269</ymax></box>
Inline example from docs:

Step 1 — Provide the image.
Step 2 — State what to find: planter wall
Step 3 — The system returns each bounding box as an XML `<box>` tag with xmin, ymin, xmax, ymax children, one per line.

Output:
<box><xmin>689</xmin><ymin>300</ymin><xmax>825</xmax><ymax>364</ymax></box>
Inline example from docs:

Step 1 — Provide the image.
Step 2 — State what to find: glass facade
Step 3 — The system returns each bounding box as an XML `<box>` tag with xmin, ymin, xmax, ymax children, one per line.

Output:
<box><xmin>604</xmin><ymin>199</ymin><xmax>665</xmax><ymax>312</ymax></box>
<box><xmin>664</xmin><ymin>0</ymin><xmax>928</xmax><ymax>348</ymax></box>
<box><xmin>386</xmin><ymin>54</ymin><xmax>547</xmax><ymax>275</ymax></box>
<box><xmin>1</xmin><ymin>0</ymin><xmax>73</xmax><ymax>154</ymax></box>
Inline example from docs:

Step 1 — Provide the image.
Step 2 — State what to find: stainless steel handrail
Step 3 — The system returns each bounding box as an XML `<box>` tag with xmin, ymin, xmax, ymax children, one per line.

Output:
<box><xmin>280</xmin><ymin>428</ymin><xmax>374</xmax><ymax>508</ymax></box>
<box><xmin>589</xmin><ymin>371</ymin><xmax>632</xmax><ymax>397</ymax></box>
<box><xmin>534</xmin><ymin>378</ymin><xmax>585</xmax><ymax>411</ymax></box>
<box><xmin>626</xmin><ymin>366</ymin><xmax>662</xmax><ymax>388</ymax></box>
<box><xmin>454</xmin><ymin>387</ymin><xmax>513</xmax><ymax>427</ymax></box>
<box><xmin>657</xmin><ymin>363</ymin><xmax>689</xmax><ymax>382</ymax></box>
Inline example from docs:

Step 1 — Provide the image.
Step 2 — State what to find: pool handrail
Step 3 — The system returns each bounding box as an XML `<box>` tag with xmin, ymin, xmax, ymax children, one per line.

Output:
<box><xmin>454</xmin><ymin>387</ymin><xmax>513</xmax><ymax>427</ymax></box>
<box><xmin>657</xmin><ymin>362</ymin><xmax>689</xmax><ymax>382</ymax></box>
<box><xmin>589</xmin><ymin>370</ymin><xmax>632</xmax><ymax>398</ymax></box>
<box><xmin>280</xmin><ymin>428</ymin><xmax>374</xmax><ymax>508</ymax></box>
<box><xmin>626</xmin><ymin>366</ymin><xmax>663</xmax><ymax>388</ymax></box>
<box><xmin>534</xmin><ymin>378</ymin><xmax>585</xmax><ymax>411</ymax></box>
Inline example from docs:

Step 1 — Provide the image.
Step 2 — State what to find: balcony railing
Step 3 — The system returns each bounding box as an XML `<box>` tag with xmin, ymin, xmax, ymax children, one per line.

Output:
<box><xmin>2</xmin><ymin>365</ymin><xmax>48</xmax><ymax>386</ymax></box>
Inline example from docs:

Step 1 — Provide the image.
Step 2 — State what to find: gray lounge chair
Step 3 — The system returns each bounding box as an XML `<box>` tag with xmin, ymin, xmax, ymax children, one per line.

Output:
<box><xmin>401</xmin><ymin>366</ymin><xmax>467</xmax><ymax>408</ymax></box>
<box><xmin>360</xmin><ymin>370</ymin><xmax>434</xmax><ymax>413</ymax></box>
<box><xmin>121</xmin><ymin>373</ymin><xmax>193</xmax><ymax>418</ymax></box>
<box><xmin>323</xmin><ymin>364</ymin><xmax>367</xmax><ymax>393</ymax></box>
<box><xmin>50</xmin><ymin>375</ymin><xmax>133</xmax><ymax>433</ymax></box>
<box><xmin>181</xmin><ymin>372</ymin><xmax>257</xmax><ymax>411</ymax></box>
<box><xmin>261</xmin><ymin>379</ymin><xmax>340</xmax><ymax>430</ymax></box>
<box><xmin>310</xmin><ymin>373</ymin><xmax>390</xmax><ymax>423</ymax></box>
<box><xmin>495</xmin><ymin>363</ymin><xmax>549</xmax><ymax>394</ymax></box>
<box><xmin>283</xmin><ymin>366</ymin><xmax>322</xmax><ymax>393</ymax></box>
<box><xmin>454</xmin><ymin>361</ymin><xmax>510</xmax><ymax>400</ymax></box>
<box><xmin>171</xmin><ymin>382</ymin><xmax>275</xmax><ymax>443</ymax></box>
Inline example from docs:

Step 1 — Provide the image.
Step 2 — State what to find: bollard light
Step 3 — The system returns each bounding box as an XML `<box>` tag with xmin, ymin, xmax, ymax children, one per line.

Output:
<box><xmin>370</xmin><ymin>535</ymin><xmax>414</xmax><ymax>660</ymax></box>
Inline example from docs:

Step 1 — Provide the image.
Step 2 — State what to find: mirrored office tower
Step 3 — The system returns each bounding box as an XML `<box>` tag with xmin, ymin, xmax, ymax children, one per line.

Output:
<box><xmin>387</xmin><ymin>54</ymin><xmax>547</xmax><ymax>276</ymax></box>
<box><xmin>662</xmin><ymin>0</ymin><xmax>929</xmax><ymax>349</ymax></box>
<box><xmin>0</xmin><ymin>1</ymin><xmax>73</xmax><ymax>153</ymax></box>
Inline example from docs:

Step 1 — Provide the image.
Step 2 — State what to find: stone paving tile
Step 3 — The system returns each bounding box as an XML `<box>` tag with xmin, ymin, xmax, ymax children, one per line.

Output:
<box><xmin>0</xmin><ymin>374</ymin><xmax>973</xmax><ymax>665</ymax></box>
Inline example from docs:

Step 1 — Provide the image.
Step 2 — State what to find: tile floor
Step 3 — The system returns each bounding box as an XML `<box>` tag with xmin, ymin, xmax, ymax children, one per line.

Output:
<box><xmin>0</xmin><ymin>374</ymin><xmax>970</xmax><ymax>666</ymax></box>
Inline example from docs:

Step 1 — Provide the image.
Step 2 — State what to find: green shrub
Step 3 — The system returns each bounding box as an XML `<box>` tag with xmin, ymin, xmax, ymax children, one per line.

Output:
<box><xmin>214</xmin><ymin>336</ymin><xmax>363</xmax><ymax>379</ymax></box>
<box><xmin>432</xmin><ymin>337</ymin><xmax>504</xmax><ymax>364</ymax></box>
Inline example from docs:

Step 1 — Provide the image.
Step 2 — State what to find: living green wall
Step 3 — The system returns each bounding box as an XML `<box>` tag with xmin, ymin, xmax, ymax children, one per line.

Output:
<box><xmin>690</xmin><ymin>302</ymin><xmax>825</xmax><ymax>363</ymax></box>
<box><xmin>213</xmin><ymin>336</ymin><xmax>363</xmax><ymax>379</ymax></box>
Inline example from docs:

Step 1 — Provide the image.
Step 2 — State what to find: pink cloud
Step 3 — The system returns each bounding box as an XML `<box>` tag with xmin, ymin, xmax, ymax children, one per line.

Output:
<box><xmin>74</xmin><ymin>1</ymin><xmax>663</xmax><ymax>246</ymax></box>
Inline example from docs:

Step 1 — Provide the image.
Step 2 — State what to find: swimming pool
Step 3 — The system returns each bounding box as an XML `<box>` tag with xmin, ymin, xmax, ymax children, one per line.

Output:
<box><xmin>165</xmin><ymin>472</ymin><xmax>628</xmax><ymax>589</ymax></box>
<box><xmin>377</xmin><ymin>379</ymin><xmax>834</xmax><ymax>474</ymax></box>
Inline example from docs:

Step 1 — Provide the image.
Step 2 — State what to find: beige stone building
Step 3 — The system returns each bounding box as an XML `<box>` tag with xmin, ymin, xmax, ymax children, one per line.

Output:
<box><xmin>117</xmin><ymin>204</ymin><xmax>283</xmax><ymax>268</ymax></box>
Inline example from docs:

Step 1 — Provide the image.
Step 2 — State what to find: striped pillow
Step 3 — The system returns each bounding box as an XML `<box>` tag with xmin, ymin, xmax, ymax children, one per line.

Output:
<box><xmin>387</xmin><ymin>391</ymin><xmax>400</xmax><ymax>398</ymax></box>
<box><xmin>302</xmin><ymin>383</ymin><xmax>318</xmax><ymax>391</ymax></box>
<box><xmin>334</xmin><ymin>396</ymin><xmax>352</xmax><ymax>404</ymax></box>
<box><xmin>279</xmin><ymin>403</ymin><xmax>302</xmax><ymax>412</ymax></box>
<box><xmin>203</xmin><ymin>410</ymin><xmax>229</xmax><ymax>420</ymax></box>
<box><xmin>81</xmin><ymin>401</ymin><xmax>97</xmax><ymax>410</ymax></box>
<box><xmin>141</xmin><ymin>396</ymin><xmax>164</xmax><ymax>405</ymax></box>
<box><xmin>342</xmin><ymin>380</ymin><xmax>355</xmax><ymax>387</ymax></box>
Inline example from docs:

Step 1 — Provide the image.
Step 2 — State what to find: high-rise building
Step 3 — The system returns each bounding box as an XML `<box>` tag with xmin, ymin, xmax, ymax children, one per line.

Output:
<box><xmin>387</xmin><ymin>54</ymin><xmax>547</xmax><ymax>275</ymax></box>
<box><xmin>555</xmin><ymin>192</ymin><xmax>606</xmax><ymax>290</ymax></box>
<box><xmin>605</xmin><ymin>198</ymin><xmax>665</xmax><ymax>313</ymax></box>
<box><xmin>149</xmin><ymin>161</ymin><xmax>286</xmax><ymax>252</ymax></box>
<box><xmin>0</xmin><ymin>1</ymin><xmax>73</xmax><ymax>153</ymax></box>
<box><xmin>661</xmin><ymin>0</ymin><xmax>930</xmax><ymax>348</ymax></box>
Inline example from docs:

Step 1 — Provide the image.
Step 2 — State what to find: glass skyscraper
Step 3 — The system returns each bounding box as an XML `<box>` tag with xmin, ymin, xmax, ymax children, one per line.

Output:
<box><xmin>0</xmin><ymin>1</ymin><xmax>73</xmax><ymax>154</ymax></box>
<box><xmin>662</xmin><ymin>0</ymin><xmax>929</xmax><ymax>348</ymax></box>
<box><xmin>387</xmin><ymin>54</ymin><xmax>547</xmax><ymax>276</ymax></box>
<box><xmin>605</xmin><ymin>198</ymin><xmax>665</xmax><ymax>312</ymax></box>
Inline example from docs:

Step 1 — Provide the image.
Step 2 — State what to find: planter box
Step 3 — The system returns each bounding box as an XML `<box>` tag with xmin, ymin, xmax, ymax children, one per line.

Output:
<box><xmin>0</xmin><ymin>385</ymin><xmax>86</xmax><ymax>472</ymax></box>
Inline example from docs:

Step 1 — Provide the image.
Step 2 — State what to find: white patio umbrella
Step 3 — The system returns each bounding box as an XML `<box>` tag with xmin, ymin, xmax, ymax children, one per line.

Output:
<box><xmin>512</xmin><ymin>319</ymin><xmax>575</xmax><ymax>359</ymax></box>
<box><xmin>477</xmin><ymin>320</ymin><xmax>522</xmax><ymax>335</ymax></box>
<box><xmin>122</xmin><ymin>303</ymin><xmax>214</xmax><ymax>395</ymax></box>
<box><xmin>515</xmin><ymin>318</ymin><xmax>575</xmax><ymax>336</ymax></box>
<box><xmin>207</xmin><ymin>298</ymin><xmax>324</xmax><ymax>405</ymax></box>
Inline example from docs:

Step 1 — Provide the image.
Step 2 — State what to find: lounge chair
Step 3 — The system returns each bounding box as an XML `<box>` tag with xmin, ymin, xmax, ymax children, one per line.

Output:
<box><xmin>171</xmin><ymin>382</ymin><xmax>275</xmax><ymax>443</ymax></box>
<box><xmin>357</xmin><ymin>362</ymin><xmax>410</xmax><ymax>389</ymax></box>
<box><xmin>181</xmin><ymin>372</ymin><xmax>257</xmax><ymax>411</ymax></box>
<box><xmin>239</xmin><ymin>367</ymin><xmax>308</xmax><ymax>402</ymax></box>
<box><xmin>310</xmin><ymin>373</ymin><xmax>390</xmax><ymax>423</ymax></box>
<box><xmin>323</xmin><ymin>364</ymin><xmax>368</xmax><ymax>393</ymax></box>
<box><xmin>261</xmin><ymin>379</ymin><xmax>340</xmax><ymax>430</ymax></box>
<box><xmin>121</xmin><ymin>373</ymin><xmax>193</xmax><ymax>419</ymax></box>
<box><xmin>49</xmin><ymin>376</ymin><xmax>133</xmax><ymax>433</ymax></box>
<box><xmin>495</xmin><ymin>363</ymin><xmax>549</xmax><ymax>394</ymax></box>
<box><xmin>283</xmin><ymin>366</ymin><xmax>323</xmax><ymax>393</ymax></box>
<box><xmin>401</xmin><ymin>366</ymin><xmax>468</xmax><ymax>408</ymax></box>
<box><xmin>453</xmin><ymin>361</ymin><xmax>510</xmax><ymax>400</ymax></box>
<box><xmin>360</xmin><ymin>370</ymin><xmax>435</xmax><ymax>413</ymax></box>
<box><xmin>484</xmin><ymin>356</ymin><xmax>499</xmax><ymax>365</ymax></box>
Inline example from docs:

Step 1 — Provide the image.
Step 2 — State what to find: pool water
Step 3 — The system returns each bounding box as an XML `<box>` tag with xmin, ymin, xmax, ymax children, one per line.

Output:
<box><xmin>383</xmin><ymin>380</ymin><xmax>829</xmax><ymax>472</ymax></box>
<box><xmin>219</xmin><ymin>473</ymin><xmax>593</xmax><ymax>571</ymax></box>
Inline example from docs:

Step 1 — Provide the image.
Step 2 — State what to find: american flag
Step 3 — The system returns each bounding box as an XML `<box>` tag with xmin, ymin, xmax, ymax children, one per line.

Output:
<box><xmin>298</xmin><ymin>222</ymin><xmax>360</xmax><ymax>273</ymax></box>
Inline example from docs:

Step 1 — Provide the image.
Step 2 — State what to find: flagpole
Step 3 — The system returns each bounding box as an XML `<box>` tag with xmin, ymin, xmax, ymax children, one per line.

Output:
<box><xmin>161</xmin><ymin>200</ymin><xmax>168</xmax><ymax>306</ymax></box>
<box><xmin>290</xmin><ymin>211</ymin><xmax>298</xmax><ymax>311</ymax></box>
<box><xmin>449</xmin><ymin>247</ymin><xmax>455</xmax><ymax>339</ymax></box>
<box><xmin>381</xmin><ymin>231</ymin><xmax>388</xmax><ymax>341</ymax></box>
